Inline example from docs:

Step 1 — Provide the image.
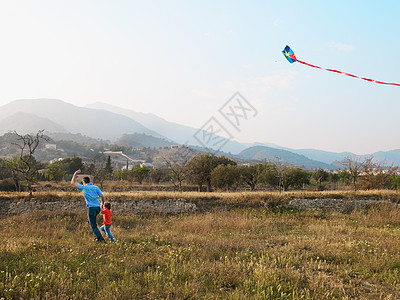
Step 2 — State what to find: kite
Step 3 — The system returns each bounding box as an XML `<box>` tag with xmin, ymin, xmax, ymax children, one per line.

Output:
<box><xmin>282</xmin><ymin>45</ymin><xmax>400</xmax><ymax>87</ymax></box>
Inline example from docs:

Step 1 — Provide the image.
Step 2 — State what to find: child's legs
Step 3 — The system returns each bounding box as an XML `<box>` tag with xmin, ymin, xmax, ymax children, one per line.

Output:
<box><xmin>105</xmin><ymin>225</ymin><xmax>115</xmax><ymax>242</ymax></box>
<box><xmin>100</xmin><ymin>224</ymin><xmax>106</xmax><ymax>233</ymax></box>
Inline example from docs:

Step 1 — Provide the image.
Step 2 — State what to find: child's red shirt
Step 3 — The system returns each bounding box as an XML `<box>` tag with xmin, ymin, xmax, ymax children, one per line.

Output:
<box><xmin>101</xmin><ymin>208</ymin><xmax>113</xmax><ymax>225</ymax></box>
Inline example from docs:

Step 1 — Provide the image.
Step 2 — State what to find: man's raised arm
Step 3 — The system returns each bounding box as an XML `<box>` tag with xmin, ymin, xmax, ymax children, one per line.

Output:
<box><xmin>70</xmin><ymin>170</ymin><xmax>81</xmax><ymax>187</ymax></box>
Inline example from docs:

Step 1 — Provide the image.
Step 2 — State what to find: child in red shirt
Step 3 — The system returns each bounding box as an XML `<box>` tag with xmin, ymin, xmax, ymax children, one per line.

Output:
<box><xmin>100</xmin><ymin>202</ymin><xmax>115</xmax><ymax>242</ymax></box>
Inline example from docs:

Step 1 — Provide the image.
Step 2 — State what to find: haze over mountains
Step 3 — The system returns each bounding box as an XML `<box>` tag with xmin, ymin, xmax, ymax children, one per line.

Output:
<box><xmin>85</xmin><ymin>102</ymin><xmax>247</xmax><ymax>154</ymax></box>
<box><xmin>1</xmin><ymin>98</ymin><xmax>400</xmax><ymax>169</ymax></box>
<box><xmin>0</xmin><ymin>99</ymin><xmax>165</xmax><ymax>141</ymax></box>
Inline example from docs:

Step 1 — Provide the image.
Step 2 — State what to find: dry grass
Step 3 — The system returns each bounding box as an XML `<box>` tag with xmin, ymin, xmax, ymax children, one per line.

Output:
<box><xmin>1</xmin><ymin>204</ymin><xmax>400</xmax><ymax>299</ymax></box>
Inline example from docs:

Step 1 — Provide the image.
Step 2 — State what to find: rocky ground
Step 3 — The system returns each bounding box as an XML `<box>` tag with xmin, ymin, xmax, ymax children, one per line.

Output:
<box><xmin>287</xmin><ymin>198</ymin><xmax>398</xmax><ymax>213</ymax></box>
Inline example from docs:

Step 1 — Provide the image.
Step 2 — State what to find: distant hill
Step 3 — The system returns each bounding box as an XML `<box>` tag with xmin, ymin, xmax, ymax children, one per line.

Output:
<box><xmin>47</xmin><ymin>132</ymin><xmax>107</xmax><ymax>145</ymax></box>
<box><xmin>0</xmin><ymin>99</ymin><xmax>167</xmax><ymax>141</ymax></box>
<box><xmin>289</xmin><ymin>149</ymin><xmax>353</xmax><ymax>165</ymax></box>
<box><xmin>246</xmin><ymin>142</ymin><xmax>400</xmax><ymax>167</ymax></box>
<box><xmin>86</xmin><ymin>102</ymin><xmax>247</xmax><ymax>154</ymax></box>
<box><xmin>287</xmin><ymin>148</ymin><xmax>400</xmax><ymax>167</ymax></box>
<box><xmin>238</xmin><ymin>146</ymin><xmax>337</xmax><ymax>170</ymax></box>
<box><xmin>115</xmin><ymin>133</ymin><xmax>174</xmax><ymax>148</ymax></box>
<box><xmin>0</xmin><ymin>112</ymin><xmax>68</xmax><ymax>135</ymax></box>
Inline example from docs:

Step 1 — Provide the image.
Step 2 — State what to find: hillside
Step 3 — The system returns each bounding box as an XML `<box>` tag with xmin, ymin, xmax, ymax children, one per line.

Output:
<box><xmin>238</xmin><ymin>146</ymin><xmax>337</xmax><ymax>170</ymax></box>
<box><xmin>0</xmin><ymin>112</ymin><xmax>68</xmax><ymax>135</ymax></box>
<box><xmin>286</xmin><ymin>148</ymin><xmax>353</xmax><ymax>165</ymax></box>
<box><xmin>371</xmin><ymin>149</ymin><xmax>400</xmax><ymax>166</ymax></box>
<box><xmin>85</xmin><ymin>102</ymin><xmax>247</xmax><ymax>154</ymax></box>
<box><xmin>47</xmin><ymin>132</ymin><xmax>108</xmax><ymax>145</ymax></box>
<box><xmin>115</xmin><ymin>133</ymin><xmax>174</xmax><ymax>148</ymax></box>
<box><xmin>0</xmin><ymin>99</ymin><xmax>166</xmax><ymax>141</ymax></box>
<box><xmin>291</xmin><ymin>148</ymin><xmax>400</xmax><ymax>167</ymax></box>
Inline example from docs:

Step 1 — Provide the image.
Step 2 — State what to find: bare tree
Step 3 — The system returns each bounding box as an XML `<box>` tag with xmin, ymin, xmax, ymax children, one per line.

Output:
<box><xmin>361</xmin><ymin>156</ymin><xmax>398</xmax><ymax>190</ymax></box>
<box><xmin>86</xmin><ymin>154</ymin><xmax>107</xmax><ymax>189</ymax></box>
<box><xmin>167</xmin><ymin>162</ymin><xmax>187</xmax><ymax>192</ymax></box>
<box><xmin>161</xmin><ymin>146</ymin><xmax>195</xmax><ymax>192</ymax></box>
<box><xmin>341</xmin><ymin>155</ymin><xmax>362</xmax><ymax>192</ymax></box>
<box><xmin>361</xmin><ymin>156</ymin><xmax>378</xmax><ymax>190</ymax></box>
<box><xmin>266</xmin><ymin>157</ymin><xmax>286</xmax><ymax>193</ymax></box>
<box><xmin>6</xmin><ymin>130</ymin><xmax>47</xmax><ymax>196</ymax></box>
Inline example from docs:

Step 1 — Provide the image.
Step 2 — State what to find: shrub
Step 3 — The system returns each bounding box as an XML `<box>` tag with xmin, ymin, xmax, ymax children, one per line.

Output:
<box><xmin>0</xmin><ymin>178</ymin><xmax>16</xmax><ymax>191</ymax></box>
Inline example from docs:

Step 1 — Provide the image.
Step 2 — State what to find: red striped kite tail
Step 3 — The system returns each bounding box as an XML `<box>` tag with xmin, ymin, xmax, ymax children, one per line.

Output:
<box><xmin>295</xmin><ymin>58</ymin><xmax>400</xmax><ymax>86</ymax></box>
<box><xmin>295</xmin><ymin>59</ymin><xmax>322</xmax><ymax>70</ymax></box>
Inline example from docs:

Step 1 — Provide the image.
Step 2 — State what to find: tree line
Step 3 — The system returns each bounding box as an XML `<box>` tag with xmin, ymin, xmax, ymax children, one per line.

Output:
<box><xmin>1</xmin><ymin>131</ymin><xmax>399</xmax><ymax>194</ymax></box>
<box><xmin>2</xmin><ymin>152</ymin><xmax>399</xmax><ymax>194</ymax></box>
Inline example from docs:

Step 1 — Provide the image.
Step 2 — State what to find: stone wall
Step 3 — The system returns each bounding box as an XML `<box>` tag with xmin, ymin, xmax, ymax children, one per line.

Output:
<box><xmin>2</xmin><ymin>198</ymin><xmax>198</xmax><ymax>215</ymax></box>
<box><xmin>1</xmin><ymin>196</ymin><xmax>396</xmax><ymax>216</ymax></box>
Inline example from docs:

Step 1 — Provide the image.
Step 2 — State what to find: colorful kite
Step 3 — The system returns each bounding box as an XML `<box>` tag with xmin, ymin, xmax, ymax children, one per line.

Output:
<box><xmin>282</xmin><ymin>45</ymin><xmax>400</xmax><ymax>87</ymax></box>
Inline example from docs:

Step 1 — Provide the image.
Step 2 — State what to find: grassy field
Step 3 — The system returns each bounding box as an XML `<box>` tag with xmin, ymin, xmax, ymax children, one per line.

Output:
<box><xmin>1</xmin><ymin>200</ymin><xmax>400</xmax><ymax>299</ymax></box>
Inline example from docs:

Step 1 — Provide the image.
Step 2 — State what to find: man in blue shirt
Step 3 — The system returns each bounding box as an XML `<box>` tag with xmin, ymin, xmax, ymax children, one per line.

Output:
<box><xmin>71</xmin><ymin>169</ymin><xmax>106</xmax><ymax>242</ymax></box>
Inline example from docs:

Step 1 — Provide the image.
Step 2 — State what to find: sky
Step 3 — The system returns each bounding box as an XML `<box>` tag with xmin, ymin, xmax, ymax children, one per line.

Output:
<box><xmin>0</xmin><ymin>0</ymin><xmax>399</xmax><ymax>154</ymax></box>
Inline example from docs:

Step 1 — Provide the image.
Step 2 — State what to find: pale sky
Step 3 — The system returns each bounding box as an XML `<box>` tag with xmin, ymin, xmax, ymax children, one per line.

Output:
<box><xmin>0</xmin><ymin>0</ymin><xmax>399</xmax><ymax>154</ymax></box>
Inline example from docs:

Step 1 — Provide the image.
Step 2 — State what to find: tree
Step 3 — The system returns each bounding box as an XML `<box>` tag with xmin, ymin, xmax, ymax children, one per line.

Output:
<box><xmin>185</xmin><ymin>154</ymin><xmax>236</xmax><ymax>192</ymax></box>
<box><xmin>391</xmin><ymin>174</ymin><xmax>400</xmax><ymax>191</ymax></box>
<box><xmin>312</xmin><ymin>169</ymin><xmax>329</xmax><ymax>184</ymax></box>
<box><xmin>4</xmin><ymin>130</ymin><xmax>47</xmax><ymax>196</ymax></box>
<box><xmin>161</xmin><ymin>148</ymin><xmax>195</xmax><ymax>192</ymax></box>
<box><xmin>360</xmin><ymin>156</ymin><xmax>398</xmax><ymax>190</ymax></box>
<box><xmin>104</xmin><ymin>156</ymin><xmax>113</xmax><ymax>179</ymax></box>
<box><xmin>312</xmin><ymin>169</ymin><xmax>329</xmax><ymax>190</ymax></box>
<box><xmin>56</xmin><ymin>157</ymin><xmax>84</xmax><ymax>175</ymax></box>
<box><xmin>263</xmin><ymin>162</ymin><xmax>310</xmax><ymax>191</ymax></box>
<box><xmin>168</xmin><ymin>165</ymin><xmax>187</xmax><ymax>192</ymax></box>
<box><xmin>211</xmin><ymin>164</ymin><xmax>238</xmax><ymax>191</ymax></box>
<box><xmin>130</xmin><ymin>164</ymin><xmax>150</xmax><ymax>184</ymax></box>
<box><xmin>0</xmin><ymin>158</ymin><xmax>12</xmax><ymax>180</ymax></box>
<box><xmin>328</xmin><ymin>172</ymin><xmax>340</xmax><ymax>184</ymax></box>
<box><xmin>0</xmin><ymin>159</ymin><xmax>21</xmax><ymax>192</ymax></box>
<box><xmin>265</xmin><ymin>159</ymin><xmax>291</xmax><ymax>192</ymax></box>
<box><xmin>148</xmin><ymin>168</ymin><xmax>168</xmax><ymax>185</ymax></box>
<box><xmin>360</xmin><ymin>156</ymin><xmax>378</xmax><ymax>190</ymax></box>
<box><xmin>238</xmin><ymin>164</ymin><xmax>265</xmax><ymax>191</ymax></box>
<box><xmin>85</xmin><ymin>154</ymin><xmax>108</xmax><ymax>189</ymax></box>
<box><xmin>113</xmin><ymin>169</ymin><xmax>128</xmax><ymax>181</ymax></box>
<box><xmin>338</xmin><ymin>170</ymin><xmax>351</xmax><ymax>186</ymax></box>
<box><xmin>282</xmin><ymin>167</ymin><xmax>310</xmax><ymax>190</ymax></box>
<box><xmin>259</xmin><ymin>164</ymin><xmax>280</xmax><ymax>190</ymax></box>
<box><xmin>45</xmin><ymin>163</ymin><xmax>67</xmax><ymax>183</ymax></box>
<box><xmin>341</xmin><ymin>156</ymin><xmax>362</xmax><ymax>192</ymax></box>
<box><xmin>184</xmin><ymin>155</ymin><xmax>208</xmax><ymax>191</ymax></box>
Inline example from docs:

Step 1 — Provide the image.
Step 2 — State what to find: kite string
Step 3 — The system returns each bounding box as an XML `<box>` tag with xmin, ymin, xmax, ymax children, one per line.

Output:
<box><xmin>295</xmin><ymin>59</ymin><xmax>400</xmax><ymax>87</ymax></box>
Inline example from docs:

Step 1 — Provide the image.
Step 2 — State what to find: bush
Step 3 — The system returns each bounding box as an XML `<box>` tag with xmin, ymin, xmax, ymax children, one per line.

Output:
<box><xmin>0</xmin><ymin>178</ymin><xmax>17</xmax><ymax>191</ymax></box>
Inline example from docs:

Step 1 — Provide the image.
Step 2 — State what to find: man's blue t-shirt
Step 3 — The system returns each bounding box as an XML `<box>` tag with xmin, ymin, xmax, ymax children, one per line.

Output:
<box><xmin>77</xmin><ymin>183</ymin><xmax>103</xmax><ymax>207</ymax></box>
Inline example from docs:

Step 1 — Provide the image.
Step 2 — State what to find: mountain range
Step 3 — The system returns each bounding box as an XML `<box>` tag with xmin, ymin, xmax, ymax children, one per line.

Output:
<box><xmin>237</xmin><ymin>146</ymin><xmax>337</xmax><ymax>170</ymax></box>
<box><xmin>0</xmin><ymin>99</ymin><xmax>165</xmax><ymax>141</ymax></box>
<box><xmin>1</xmin><ymin>98</ymin><xmax>400</xmax><ymax>169</ymax></box>
<box><xmin>85</xmin><ymin>102</ymin><xmax>247</xmax><ymax>153</ymax></box>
